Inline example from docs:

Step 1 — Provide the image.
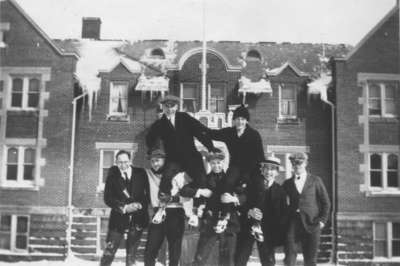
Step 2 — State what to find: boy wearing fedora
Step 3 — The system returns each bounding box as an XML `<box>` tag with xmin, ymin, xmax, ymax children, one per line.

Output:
<box><xmin>283</xmin><ymin>152</ymin><xmax>330</xmax><ymax>266</ymax></box>
<box><xmin>146</xmin><ymin>95</ymin><xmax>217</xmax><ymax>203</ymax></box>
<box><xmin>193</xmin><ymin>149</ymin><xmax>244</xmax><ymax>266</ymax></box>
<box><xmin>235</xmin><ymin>156</ymin><xmax>288</xmax><ymax>266</ymax></box>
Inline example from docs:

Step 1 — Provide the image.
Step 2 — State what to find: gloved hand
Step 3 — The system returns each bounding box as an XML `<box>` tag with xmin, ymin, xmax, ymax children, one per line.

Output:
<box><xmin>158</xmin><ymin>192</ymin><xmax>172</xmax><ymax>203</ymax></box>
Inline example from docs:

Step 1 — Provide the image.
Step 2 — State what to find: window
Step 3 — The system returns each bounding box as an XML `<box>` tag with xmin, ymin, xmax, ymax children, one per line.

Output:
<box><xmin>5</xmin><ymin>147</ymin><xmax>36</xmax><ymax>186</ymax></box>
<box><xmin>368</xmin><ymin>81</ymin><xmax>398</xmax><ymax>117</ymax></box>
<box><xmin>182</xmin><ymin>84</ymin><xmax>199</xmax><ymax>113</ymax></box>
<box><xmin>98</xmin><ymin>149</ymin><xmax>133</xmax><ymax>191</ymax></box>
<box><xmin>150</xmin><ymin>48</ymin><xmax>165</xmax><ymax>59</ymax></box>
<box><xmin>10</xmin><ymin>77</ymin><xmax>41</xmax><ymax>109</ymax></box>
<box><xmin>109</xmin><ymin>81</ymin><xmax>128</xmax><ymax>116</ymax></box>
<box><xmin>209</xmin><ymin>83</ymin><xmax>225</xmax><ymax>113</ymax></box>
<box><xmin>369</xmin><ymin>153</ymin><xmax>399</xmax><ymax>190</ymax></box>
<box><xmin>246</xmin><ymin>50</ymin><xmax>262</xmax><ymax>61</ymax></box>
<box><xmin>280</xmin><ymin>84</ymin><xmax>297</xmax><ymax>118</ymax></box>
<box><xmin>0</xmin><ymin>214</ymin><xmax>29</xmax><ymax>252</ymax></box>
<box><xmin>374</xmin><ymin>222</ymin><xmax>400</xmax><ymax>258</ymax></box>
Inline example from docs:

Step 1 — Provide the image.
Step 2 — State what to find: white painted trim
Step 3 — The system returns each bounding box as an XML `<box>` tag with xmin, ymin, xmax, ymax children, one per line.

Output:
<box><xmin>266</xmin><ymin>145</ymin><xmax>310</xmax><ymax>153</ymax></box>
<box><xmin>177</xmin><ymin>47</ymin><xmax>240</xmax><ymax>71</ymax></box>
<box><xmin>95</xmin><ymin>142</ymin><xmax>138</xmax><ymax>151</ymax></box>
<box><xmin>337</xmin><ymin>212</ymin><xmax>400</xmax><ymax>220</ymax></box>
<box><xmin>108</xmin><ymin>81</ymin><xmax>129</xmax><ymax>117</ymax></box>
<box><xmin>8</xmin><ymin>0</ymin><xmax>79</xmax><ymax>59</ymax></box>
<box><xmin>267</xmin><ymin>61</ymin><xmax>309</xmax><ymax>77</ymax></box>
<box><xmin>345</xmin><ymin>6</ymin><xmax>399</xmax><ymax>61</ymax></box>
<box><xmin>357</xmin><ymin>73</ymin><xmax>400</xmax><ymax>83</ymax></box>
<box><xmin>359</xmin><ymin>145</ymin><xmax>400</xmax><ymax>153</ymax></box>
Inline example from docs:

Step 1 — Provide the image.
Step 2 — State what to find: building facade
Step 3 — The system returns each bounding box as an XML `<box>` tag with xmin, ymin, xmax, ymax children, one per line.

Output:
<box><xmin>333</xmin><ymin>5</ymin><xmax>400</xmax><ymax>266</ymax></box>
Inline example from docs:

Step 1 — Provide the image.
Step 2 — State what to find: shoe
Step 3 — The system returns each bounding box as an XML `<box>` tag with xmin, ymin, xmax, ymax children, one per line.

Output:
<box><xmin>152</xmin><ymin>208</ymin><xmax>166</xmax><ymax>224</ymax></box>
<box><xmin>251</xmin><ymin>224</ymin><xmax>264</xmax><ymax>242</ymax></box>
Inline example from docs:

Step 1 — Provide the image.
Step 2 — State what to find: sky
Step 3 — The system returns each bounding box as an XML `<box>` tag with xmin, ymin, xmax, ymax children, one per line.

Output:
<box><xmin>15</xmin><ymin>0</ymin><xmax>397</xmax><ymax>45</ymax></box>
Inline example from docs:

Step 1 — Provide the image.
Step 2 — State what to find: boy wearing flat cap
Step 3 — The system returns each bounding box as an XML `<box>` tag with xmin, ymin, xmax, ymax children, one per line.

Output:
<box><xmin>144</xmin><ymin>149</ymin><xmax>198</xmax><ymax>266</ymax></box>
<box><xmin>283</xmin><ymin>152</ymin><xmax>330</xmax><ymax>266</ymax></box>
<box><xmin>235</xmin><ymin>156</ymin><xmax>288</xmax><ymax>266</ymax></box>
<box><xmin>193</xmin><ymin>149</ymin><xmax>244</xmax><ymax>266</ymax></box>
<box><xmin>146</xmin><ymin>95</ymin><xmax>217</xmax><ymax>203</ymax></box>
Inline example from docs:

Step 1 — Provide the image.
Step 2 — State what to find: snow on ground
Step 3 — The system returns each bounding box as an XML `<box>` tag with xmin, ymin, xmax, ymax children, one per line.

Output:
<box><xmin>1</xmin><ymin>255</ymin><xmax>343</xmax><ymax>266</ymax></box>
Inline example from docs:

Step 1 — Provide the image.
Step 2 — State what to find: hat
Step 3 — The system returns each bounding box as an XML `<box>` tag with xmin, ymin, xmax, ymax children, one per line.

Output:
<box><xmin>160</xmin><ymin>95</ymin><xmax>180</xmax><ymax>105</ymax></box>
<box><xmin>232</xmin><ymin>105</ymin><xmax>250</xmax><ymax>121</ymax></box>
<box><xmin>260</xmin><ymin>156</ymin><xmax>284</xmax><ymax>171</ymax></box>
<box><xmin>289</xmin><ymin>152</ymin><xmax>308</xmax><ymax>163</ymax></box>
<box><xmin>147</xmin><ymin>149</ymin><xmax>166</xmax><ymax>159</ymax></box>
<box><xmin>206</xmin><ymin>148</ymin><xmax>225</xmax><ymax>162</ymax></box>
<box><xmin>260</xmin><ymin>156</ymin><xmax>281</xmax><ymax>167</ymax></box>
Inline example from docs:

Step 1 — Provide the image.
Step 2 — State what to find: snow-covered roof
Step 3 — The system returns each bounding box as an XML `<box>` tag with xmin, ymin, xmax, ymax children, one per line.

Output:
<box><xmin>73</xmin><ymin>39</ymin><xmax>142</xmax><ymax>117</ymax></box>
<box><xmin>135</xmin><ymin>75</ymin><xmax>169</xmax><ymax>92</ymax></box>
<box><xmin>238</xmin><ymin>76</ymin><xmax>272</xmax><ymax>94</ymax></box>
<box><xmin>308</xmin><ymin>73</ymin><xmax>332</xmax><ymax>102</ymax></box>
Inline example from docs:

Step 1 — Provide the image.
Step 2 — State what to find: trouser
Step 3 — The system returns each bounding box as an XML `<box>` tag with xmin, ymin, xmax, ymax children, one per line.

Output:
<box><xmin>193</xmin><ymin>225</ymin><xmax>237</xmax><ymax>266</ymax></box>
<box><xmin>144</xmin><ymin>208</ymin><xmax>185</xmax><ymax>266</ymax></box>
<box><xmin>284</xmin><ymin>214</ymin><xmax>320</xmax><ymax>266</ymax></box>
<box><xmin>235</xmin><ymin>222</ymin><xmax>275</xmax><ymax>266</ymax></box>
<box><xmin>99</xmin><ymin>227</ymin><xmax>143</xmax><ymax>266</ymax></box>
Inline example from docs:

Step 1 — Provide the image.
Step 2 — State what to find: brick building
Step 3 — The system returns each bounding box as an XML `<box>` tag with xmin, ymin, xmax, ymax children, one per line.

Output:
<box><xmin>332</xmin><ymin>4</ymin><xmax>400</xmax><ymax>266</ymax></box>
<box><xmin>5</xmin><ymin>0</ymin><xmax>393</xmax><ymax>264</ymax></box>
<box><xmin>0</xmin><ymin>0</ymin><xmax>79</xmax><ymax>260</ymax></box>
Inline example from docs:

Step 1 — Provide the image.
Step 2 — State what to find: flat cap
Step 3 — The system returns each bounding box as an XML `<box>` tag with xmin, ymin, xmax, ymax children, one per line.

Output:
<box><xmin>160</xmin><ymin>95</ymin><xmax>181</xmax><ymax>105</ymax></box>
<box><xmin>289</xmin><ymin>152</ymin><xmax>308</xmax><ymax>162</ymax></box>
<box><xmin>147</xmin><ymin>149</ymin><xmax>166</xmax><ymax>159</ymax></box>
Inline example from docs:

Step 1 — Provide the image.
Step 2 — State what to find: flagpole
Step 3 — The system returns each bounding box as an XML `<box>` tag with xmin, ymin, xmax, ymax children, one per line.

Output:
<box><xmin>201</xmin><ymin>0</ymin><xmax>207</xmax><ymax>111</ymax></box>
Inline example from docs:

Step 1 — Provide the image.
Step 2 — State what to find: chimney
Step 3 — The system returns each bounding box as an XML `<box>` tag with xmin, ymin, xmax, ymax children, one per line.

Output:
<box><xmin>81</xmin><ymin>17</ymin><xmax>101</xmax><ymax>40</ymax></box>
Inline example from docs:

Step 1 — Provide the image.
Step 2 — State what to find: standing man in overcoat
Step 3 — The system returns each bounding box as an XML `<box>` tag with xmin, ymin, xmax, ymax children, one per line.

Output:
<box><xmin>283</xmin><ymin>152</ymin><xmax>331</xmax><ymax>266</ymax></box>
<box><xmin>100</xmin><ymin>150</ymin><xmax>149</xmax><ymax>266</ymax></box>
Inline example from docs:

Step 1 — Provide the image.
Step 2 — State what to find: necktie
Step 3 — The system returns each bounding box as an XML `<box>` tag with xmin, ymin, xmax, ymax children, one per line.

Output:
<box><xmin>124</xmin><ymin>172</ymin><xmax>131</xmax><ymax>194</ymax></box>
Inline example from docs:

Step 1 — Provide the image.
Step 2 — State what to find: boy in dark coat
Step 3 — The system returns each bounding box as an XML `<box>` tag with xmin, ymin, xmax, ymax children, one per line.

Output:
<box><xmin>100</xmin><ymin>150</ymin><xmax>149</xmax><ymax>266</ymax></box>
<box><xmin>193</xmin><ymin>149</ymin><xmax>244</xmax><ymax>266</ymax></box>
<box><xmin>146</xmin><ymin>95</ymin><xmax>217</xmax><ymax>201</ymax></box>
<box><xmin>235</xmin><ymin>156</ymin><xmax>288</xmax><ymax>266</ymax></box>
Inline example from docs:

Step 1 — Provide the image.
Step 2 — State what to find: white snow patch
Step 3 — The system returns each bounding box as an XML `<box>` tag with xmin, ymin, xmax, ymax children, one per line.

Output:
<box><xmin>74</xmin><ymin>39</ymin><xmax>142</xmax><ymax>118</ymax></box>
<box><xmin>308</xmin><ymin>73</ymin><xmax>332</xmax><ymax>102</ymax></box>
<box><xmin>136</xmin><ymin>75</ymin><xmax>169</xmax><ymax>92</ymax></box>
<box><xmin>239</xmin><ymin>76</ymin><xmax>272</xmax><ymax>94</ymax></box>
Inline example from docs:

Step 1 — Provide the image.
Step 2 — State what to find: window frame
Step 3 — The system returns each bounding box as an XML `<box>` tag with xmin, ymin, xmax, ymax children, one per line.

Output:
<box><xmin>180</xmin><ymin>83</ymin><xmax>200</xmax><ymax>113</ymax></box>
<box><xmin>373</xmin><ymin>221</ymin><xmax>400</xmax><ymax>259</ymax></box>
<box><xmin>368</xmin><ymin>152</ymin><xmax>399</xmax><ymax>191</ymax></box>
<box><xmin>8</xmin><ymin>76</ymin><xmax>41</xmax><ymax>110</ymax></box>
<box><xmin>108</xmin><ymin>81</ymin><xmax>129</xmax><ymax>117</ymax></box>
<box><xmin>3</xmin><ymin>146</ymin><xmax>36</xmax><ymax>188</ymax></box>
<box><xmin>97</xmin><ymin>149</ymin><xmax>134</xmax><ymax>192</ymax></box>
<box><xmin>279</xmin><ymin>84</ymin><xmax>298</xmax><ymax>119</ymax></box>
<box><xmin>367</xmin><ymin>81</ymin><xmax>398</xmax><ymax>118</ymax></box>
<box><xmin>208</xmin><ymin>83</ymin><xmax>226</xmax><ymax>113</ymax></box>
<box><xmin>0</xmin><ymin>214</ymin><xmax>30</xmax><ymax>253</ymax></box>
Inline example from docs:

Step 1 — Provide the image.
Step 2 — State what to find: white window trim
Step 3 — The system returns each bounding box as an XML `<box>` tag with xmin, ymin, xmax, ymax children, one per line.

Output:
<box><xmin>366</xmin><ymin>81</ymin><xmax>398</xmax><ymax>118</ymax></box>
<box><xmin>108</xmin><ymin>81</ymin><xmax>129</xmax><ymax>117</ymax></box>
<box><xmin>278</xmin><ymin>84</ymin><xmax>297</xmax><ymax>119</ymax></box>
<box><xmin>8</xmin><ymin>76</ymin><xmax>41</xmax><ymax>111</ymax></box>
<box><xmin>368</xmin><ymin>152</ymin><xmax>400</xmax><ymax>194</ymax></box>
<box><xmin>97</xmin><ymin>149</ymin><xmax>134</xmax><ymax>192</ymax></box>
<box><xmin>0</xmin><ymin>214</ymin><xmax>30</xmax><ymax>253</ymax></box>
<box><xmin>373</xmin><ymin>221</ymin><xmax>400</xmax><ymax>259</ymax></box>
<box><xmin>208</xmin><ymin>83</ymin><xmax>226</xmax><ymax>114</ymax></box>
<box><xmin>2</xmin><ymin>146</ymin><xmax>36</xmax><ymax>188</ymax></box>
<box><xmin>180</xmin><ymin>82</ymin><xmax>199</xmax><ymax>113</ymax></box>
<box><xmin>0</xmin><ymin>22</ymin><xmax>10</xmax><ymax>48</ymax></box>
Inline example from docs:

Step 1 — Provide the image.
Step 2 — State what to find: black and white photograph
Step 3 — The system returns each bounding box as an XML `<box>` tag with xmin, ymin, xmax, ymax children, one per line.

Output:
<box><xmin>0</xmin><ymin>0</ymin><xmax>399</xmax><ymax>265</ymax></box>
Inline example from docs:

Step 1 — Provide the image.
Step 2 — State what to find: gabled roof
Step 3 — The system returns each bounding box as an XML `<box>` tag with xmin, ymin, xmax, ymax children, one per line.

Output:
<box><xmin>344</xmin><ymin>5</ymin><xmax>399</xmax><ymax>61</ymax></box>
<box><xmin>8</xmin><ymin>0</ymin><xmax>78</xmax><ymax>59</ymax></box>
<box><xmin>267</xmin><ymin>62</ymin><xmax>309</xmax><ymax>77</ymax></box>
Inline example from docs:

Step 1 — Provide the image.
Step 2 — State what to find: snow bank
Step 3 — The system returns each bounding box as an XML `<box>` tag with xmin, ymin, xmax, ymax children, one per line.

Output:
<box><xmin>308</xmin><ymin>73</ymin><xmax>332</xmax><ymax>102</ymax></box>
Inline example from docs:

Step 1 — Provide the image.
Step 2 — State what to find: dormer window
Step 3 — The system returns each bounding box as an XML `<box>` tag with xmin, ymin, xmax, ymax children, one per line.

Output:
<box><xmin>246</xmin><ymin>49</ymin><xmax>262</xmax><ymax>61</ymax></box>
<box><xmin>150</xmin><ymin>48</ymin><xmax>165</xmax><ymax>59</ymax></box>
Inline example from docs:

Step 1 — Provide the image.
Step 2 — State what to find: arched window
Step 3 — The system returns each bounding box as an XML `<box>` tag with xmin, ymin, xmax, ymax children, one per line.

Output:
<box><xmin>151</xmin><ymin>48</ymin><xmax>165</xmax><ymax>59</ymax></box>
<box><xmin>246</xmin><ymin>49</ymin><xmax>262</xmax><ymax>61</ymax></box>
<box><xmin>370</xmin><ymin>153</ymin><xmax>382</xmax><ymax>187</ymax></box>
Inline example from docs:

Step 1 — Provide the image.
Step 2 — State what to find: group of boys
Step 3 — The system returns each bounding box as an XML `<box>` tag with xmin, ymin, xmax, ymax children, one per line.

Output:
<box><xmin>99</xmin><ymin>95</ymin><xmax>331</xmax><ymax>266</ymax></box>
